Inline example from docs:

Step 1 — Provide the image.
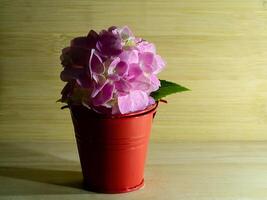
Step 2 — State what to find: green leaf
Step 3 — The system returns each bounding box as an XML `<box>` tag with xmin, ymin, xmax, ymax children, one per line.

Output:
<box><xmin>151</xmin><ymin>80</ymin><xmax>190</xmax><ymax>100</ymax></box>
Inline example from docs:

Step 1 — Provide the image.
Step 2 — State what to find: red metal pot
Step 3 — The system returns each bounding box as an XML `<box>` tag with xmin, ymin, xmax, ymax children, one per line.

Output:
<box><xmin>69</xmin><ymin>103</ymin><xmax>158</xmax><ymax>193</ymax></box>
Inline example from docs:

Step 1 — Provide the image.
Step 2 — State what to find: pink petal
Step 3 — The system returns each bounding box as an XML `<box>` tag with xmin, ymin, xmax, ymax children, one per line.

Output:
<box><xmin>148</xmin><ymin>96</ymin><xmax>155</xmax><ymax>105</ymax></box>
<box><xmin>108</xmin><ymin>26</ymin><xmax>117</xmax><ymax>32</ymax></box>
<box><xmin>107</xmin><ymin>58</ymin><xmax>128</xmax><ymax>78</ymax></box>
<box><xmin>127</xmin><ymin>63</ymin><xmax>143</xmax><ymax>79</ymax></box>
<box><xmin>60</xmin><ymin>67</ymin><xmax>83</xmax><ymax>82</ymax></box>
<box><xmin>108</xmin><ymin>57</ymin><xmax>120</xmax><ymax>75</ymax></box>
<box><xmin>119</xmin><ymin>26</ymin><xmax>134</xmax><ymax>40</ymax></box>
<box><xmin>108</xmin><ymin>74</ymin><xmax>120</xmax><ymax>81</ymax></box>
<box><xmin>119</xmin><ymin>50</ymin><xmax>138</xmax><ymax>64</ymax></box>
<box><xmin>118</xmin><ymin>90</ymin><xmax>149</xmax><ymax>114</ymax></box>
<box><xmin>114</xmin><ymin>79</ymin><xmax>132</xmax><ymax>92</ymax></box>
<box><xmin>89</xmin><ymin>49</ymin><xmax>105</xmax><ymax>75</ymax></box>
<box><xmin>140</xmin><ymin>52</ymin><xmax>154</xmax><ymax>65</ymax></box>
<box><xmin>91</xmin><ymin>78</ymin><xmax>107</xmax><ymax>98</ymax></box>
<box><xmin>92</xmin><ymin>83</ymin><xmax>114</xmax><ymax>106</ymax></box>
<box><xmin>115</xmin><ymin>61</ymin><xmax>128</xmax><ymax>76</ymax></box>
<box><xmin>131</xmin><ymin>91</ymin><xmax>149</xmax><ymax>112</ymax></box>
<box><xmin>96</xmin><ymin>29</ymin><xmax>122</xmax><ymax>56</ymax></box>
<box><xmin>137</xmin><ymin>41</ymin><xmax>156</xmax><ymax>53</ymax></box>
<box><xmin>152</xmin><ymin>55</ymin><xmax>165</xmax><ymax>74</ymax></box>
<box><xmin>92</xmin><ymin>74</ymin><xmax>106</xmax><ymax>85</ymax></box>
<box><xmin>91</xmin><ymin>75</ymin><xmax>106</xmax><ymax>98</ymax></box>
<box><xmin>139</xmin><ymin>52</ymin><xmax>154</xmax><ymax>73</ymax></box>
<box><xmin>117</xmin><ymin>94</ymin><xmax>132</xmax><ymax>114</ymax></box>
<box><xmin>129</xmin><ymin>74</ymin><xmax>151</xmax><ymax>92</ymax></box>
<box><xmin>150</xmin><ymin>74</ymin><xmax>161</xmax><ymax>92</ymax></box>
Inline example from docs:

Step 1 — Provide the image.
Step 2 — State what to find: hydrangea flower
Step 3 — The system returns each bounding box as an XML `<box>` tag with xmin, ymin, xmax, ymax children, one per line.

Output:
<box><xmin>59</xmin><ymin>26</ymin><xmax>166</xmax><ymax>114</ymax></box>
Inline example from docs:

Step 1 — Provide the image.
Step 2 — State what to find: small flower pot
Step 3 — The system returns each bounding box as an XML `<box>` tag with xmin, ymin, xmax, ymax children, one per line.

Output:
<box><xmin>69</xmin><ymin>103</ymin><xmax>158</xmax><ymax>193</ymax></box>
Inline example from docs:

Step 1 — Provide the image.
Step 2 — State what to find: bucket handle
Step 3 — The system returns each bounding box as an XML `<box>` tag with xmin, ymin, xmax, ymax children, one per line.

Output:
<box><xmin>152</xmin><ymin>101</ymin><xmax>159</xmax><ymax>120</ymax></box>
<box><xmin>152</xmin><ymin>111</ymin><xmax>157</xmax><ymax>120</ymax></box>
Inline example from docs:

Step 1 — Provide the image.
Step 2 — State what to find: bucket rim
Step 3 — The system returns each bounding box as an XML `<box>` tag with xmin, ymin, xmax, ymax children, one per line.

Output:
<box><xmin>70</xmin><ymin>101</ymin><xmax>158</xmax><ymax>119</ymax></box>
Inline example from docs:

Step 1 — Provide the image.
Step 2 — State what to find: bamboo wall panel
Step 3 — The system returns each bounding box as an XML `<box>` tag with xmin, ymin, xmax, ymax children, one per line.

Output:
<box><xmin>1</xmin><ymin>0</ymin><xmax>267</xmax><ymax>142</ymax></box>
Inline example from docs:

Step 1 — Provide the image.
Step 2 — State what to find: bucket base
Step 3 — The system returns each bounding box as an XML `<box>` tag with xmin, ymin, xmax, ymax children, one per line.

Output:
<box><xmin>83</xmin><ymin>179</ymin><xmax>145</xmax><ymax>194</ymax></box>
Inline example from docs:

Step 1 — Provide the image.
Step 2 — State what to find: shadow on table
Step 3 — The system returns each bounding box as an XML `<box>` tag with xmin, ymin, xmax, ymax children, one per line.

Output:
<box><xmin>0</xmin><ymin>166</ymin><xmax>83</xmax><ymax>188</ymax></box>
<box><xmin>0</xmin><ymin>142</ymin><xmax>92</xmax><ymax>195</ymax></box>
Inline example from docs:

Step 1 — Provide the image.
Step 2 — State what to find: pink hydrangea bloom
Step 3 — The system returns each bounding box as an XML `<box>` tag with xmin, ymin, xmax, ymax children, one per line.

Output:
<box><xmin>60</xmin><ymin>26</ymin><xmax>165</xmax><ymax>114</ymax></box>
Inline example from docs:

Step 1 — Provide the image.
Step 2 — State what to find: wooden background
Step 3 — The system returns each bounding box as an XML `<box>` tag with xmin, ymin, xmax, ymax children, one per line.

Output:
<box><xmin>1</xmin><ymin>0</ymin><xmax>267</xmax><ymax>142</ymax></box>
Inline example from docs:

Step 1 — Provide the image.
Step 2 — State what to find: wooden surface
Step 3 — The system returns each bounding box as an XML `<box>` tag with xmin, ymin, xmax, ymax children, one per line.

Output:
<box><xmin>1</xmin><ymin>0</ymin><xmax>267</xmax><ymax>199</ymax></box>
<box><xmin>1</xmin><ymin>141</ymin><xmax>267</xmax><ymax>199</ymax></box>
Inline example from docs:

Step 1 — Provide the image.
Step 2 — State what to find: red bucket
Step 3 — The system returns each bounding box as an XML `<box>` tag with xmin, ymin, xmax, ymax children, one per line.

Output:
<box><xmin>69</xmin><ymin>103</ymin><xmax>158</xmax><ymax>193</ymax></box>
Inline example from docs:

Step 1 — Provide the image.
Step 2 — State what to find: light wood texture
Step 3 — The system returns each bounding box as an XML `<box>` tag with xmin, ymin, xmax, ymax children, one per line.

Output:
<box><xmin>1</xmin><ymin>0</ymin><xmax>267</xmax><ymax>142</ymax></box>
<box><xmin>1</xmin><ymin>141</ymin><xmax>267</xmax><ymax>199</ymax></box>
<box><xmin>1</xmin><ymin>1</ymin><xmax>267</xmax><ymax>197</ymax></box>
<box><xmin>1</xmin><ymin>1</ymin><xmax>267</xmax><ymax>199</ymax></box>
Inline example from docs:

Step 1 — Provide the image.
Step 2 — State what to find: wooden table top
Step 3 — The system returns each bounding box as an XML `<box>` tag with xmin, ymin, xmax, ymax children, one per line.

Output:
<box><xmin>1</xmin><ymin>141</ymin><xmax>267</xmax><ymax>199</ymax></box>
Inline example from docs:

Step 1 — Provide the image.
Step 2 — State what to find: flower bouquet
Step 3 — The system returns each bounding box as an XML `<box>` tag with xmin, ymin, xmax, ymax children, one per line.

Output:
<box><xmin>58</xmin><ymin>26</ymin><xmax>189</xmax><ymax>193</ymax></box>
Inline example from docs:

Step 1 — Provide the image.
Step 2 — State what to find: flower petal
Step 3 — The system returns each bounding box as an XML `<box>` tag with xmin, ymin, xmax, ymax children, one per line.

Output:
<box><xmin>76</xmin><ymin>75</ymin><xmax>93</xmax><ymax>88</ymax></box>
<box><xmin>140</xmin><ymin>52</ymin><xmax>154</xmax><ymax>65</ymax></box>
<box><xmin>71</xmin><ymin>30</ymin><xmax>99</xmax><ymax>50</ymax></box>
<box><xmin>67</xmin><ymin>46</ymin><xmax>90</xmax><ymax>67</ymax></box>
<box><xmin>137</xmin><ymin>41</ymin><xmax>156</xmax><ymax>53</ymax></box>
<box><xmin>107</xmin><ymin>57</ymin><xmax>120</xmax><ymax>75</ymax></box>
<box><xmin>96</xmin><ymin>29</ymin><xmax>122</xmax><ymax>56</ymax></box>
<box><xmin>91</xmin><ymin>75</ymin><xmax>107</xmax><ymax>98</ymax></box>
<box><xmin>148</xmin><ymin>96</ymin><xmax>155</xmax><ymax>105</ymax></box>
<box><xmin>130</xmin><ymin>90</ymin><xmax>149</xmax><ymax>112</ymax></box>
<box><xmin>127</xmin><ymin>63</ymin><xmax>143</xmax><ymax>79</ymax></box>
<box><xmin>152</xmin><ymin>55</ymin><xmax>165</xmax><ymax>74</ymax></box>
<box><xmin>139</xmin><ymin>52</ymin><xmax>154</xmax><ymax>73</ymax></box>
<box><xmin>60</xmin><ymin>67</ymin><xmax>84</xmax><ymax>82</ymax></box>
<box><xmin>108</xmin><ymin>74</ymin><xmax>120</xmax><ymax>81</ymax></box>
<box><xmin>71</xmin><ymin>37</ymin><xmax>89</xmax><ymax>49</ymax></box>
<box><xmin>118</xmin><ymin>90</ymin><xmax>149</xmax><ymax>114</ymax></box>
<box><xmin>118</xmin><ymin>26</ymin><xmax>134</xmax><ymax>40</ymax></box>
<box><xmin>115</xmin><ymin>61</ymin><xmax>128</xmax><ymax>77</ymax></box>
<box><xmin>92</xmin><ymin>83</ymin><xmax>114</xmax><ymax>106</ymax></box>
<box><xmin>86</xmin><ymin>30</ymin><xmax>99</xmax><ymax>48</ymax></box>
<box><xmin>114</xmin><ymin>79</ymin><xmax>131</xmax><ymax>93</ymax></box>
<box><xmin>119</xmin><ymin>50</ymin><xmax>138</xmax><ymax>64</ymax></box>
<box><xmin>117</xmin><ymin>94</ymin><xmax>132</xmax><ymax>114</ymax></box>
<box><xmin>108</xmin><ymin>26</ymin><xmax>117</xmax><ymax>32</ymax></box>
<box><xmin>149</xmin><ymin>74</ymin><xmax>161</xmax><ymax>92</ymax></box>
<box><xmin>129</xmin><ymin>74</ymin><xmax>151</xmax><ymax>92</ymax></box>
<box><xmin>89</xmin><ymin>49</ymin><xmax>105</xmax><ymax>75</ymax></box>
